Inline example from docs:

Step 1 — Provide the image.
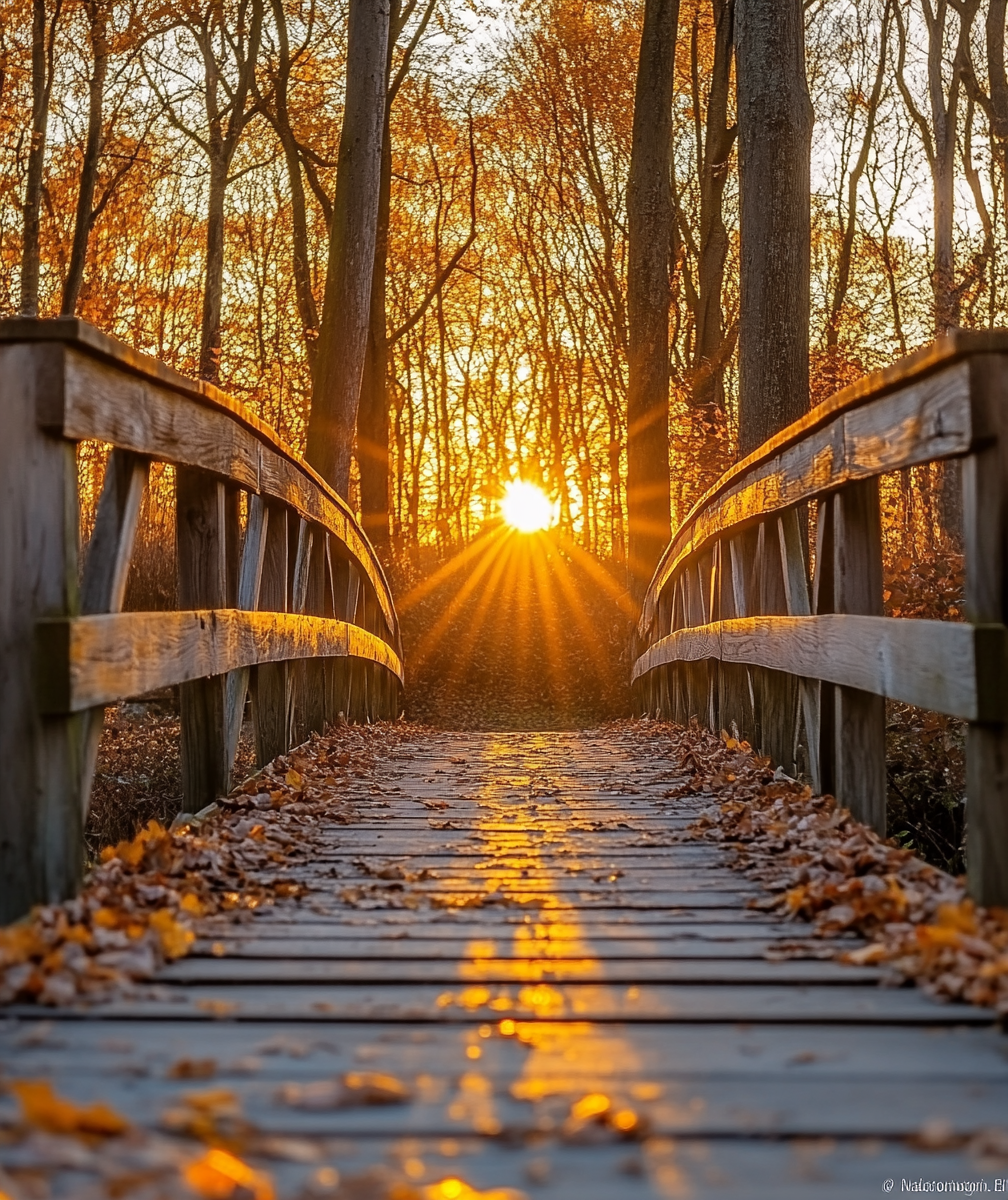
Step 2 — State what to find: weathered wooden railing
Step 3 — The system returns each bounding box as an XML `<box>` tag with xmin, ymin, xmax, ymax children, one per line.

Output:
<box><xmin>632</xmin><ymin>332</ymin><xmax>1008</xmax><ymax>905</ymax></box>
<box><xmin>0</xmin><ymin>319</ymin><xmax>403</xmax><ymax>920</ymax></box>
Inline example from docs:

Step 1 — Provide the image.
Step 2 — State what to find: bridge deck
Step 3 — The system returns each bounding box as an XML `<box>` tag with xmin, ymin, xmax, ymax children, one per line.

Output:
<box><xmin>2</xmin><ymin>728</ymin><xmax>1006</xmax><ymax>1198</ymax></box>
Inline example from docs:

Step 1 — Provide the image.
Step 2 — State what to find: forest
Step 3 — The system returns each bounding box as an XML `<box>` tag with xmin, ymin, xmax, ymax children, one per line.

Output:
<box><xmin>3</xmin><ymin>0</ymin><xmax>997</xmax><ymax>550</ymax></box>
<box><xmin>1</xmin><ymin>0</ymin><xmax>996</xmax><ymax>863</ymax></box>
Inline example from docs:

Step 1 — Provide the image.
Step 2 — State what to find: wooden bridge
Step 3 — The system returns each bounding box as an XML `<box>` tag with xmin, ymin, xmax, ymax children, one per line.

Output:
<box><xmin>1</xmin><ymin>322</ymin><xmax>1008</xmax><ymax>1198</ymax></box>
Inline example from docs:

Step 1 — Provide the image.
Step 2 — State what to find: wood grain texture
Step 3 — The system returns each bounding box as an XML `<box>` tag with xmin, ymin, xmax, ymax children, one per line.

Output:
<box><xmin>36</xmin><ymin>609</ymin><xmax>404</xmax><ymax>712</ymax></box>
<box><xmin>225</xmin><ymin>495</ymin><xmax>268</xmax><ymax>771</ymax></box>
<box><xmin>631</xmin><ymin>614</ymin><xmax>1000</xmax><ymax>720</ymax></box>
<box><xmin>4</xmin><ymin>323</ymin><xmax>397</xmax><ymax>645</ymax></box>
<box><xmin>642</xmin><ymin>358</ymin><xmax>975</xmax><ymax>635</ymax></box>
<box><xmin>10</xmin><ymin>685</ymin><xmax>997</xmax><ymax>1200</ymax></box>
<box><xmin>78</xmin><ymin>449</ymin><xmax>149</xmax><ymax>819</ymax></box>
<box><xmin>963</xmin><ymin>355</ymin><xmax>1008</xmax><ymax>906</ymax></box>
<box><xmin>252</xmin><ymin>502</ymin><xmax>290</xmax><ymax>766</ymax></box>
<box><xmin>176</xmin><ymin>469</ymin><xmax>228</xmax><ymax>810</ymax></box>
<box><xmin>830</xmin><ymin>479</ymin><xmax>886</xmax><ymax>832</ymax></box>
<box><xmin>0</xmin><ymin>343</ymin><xmax>82</xmax><ymax>920</ymax></box>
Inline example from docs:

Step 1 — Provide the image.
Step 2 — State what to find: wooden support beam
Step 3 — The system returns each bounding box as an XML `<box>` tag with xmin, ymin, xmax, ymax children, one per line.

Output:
<box><xmin>778</xmin><ymin>508</ymin><xmax>821</xmax><ymax>792</ymax></box>
<box><xmin>963</xmin><ymin>355</ymin><xmax>1008</xmax><ymax>905</ymax></box>
<box><xmin>831</xmin><ymin>478</ymin><xmax>886</xmax><ymax>833</ymax></box>
<box><xmin>78</xmin><ymin>450</ymin><xmax>149</xmax><ymax>820</ymax></box>
<box><xmin>302</xmin><ymin>534</ymin><xmax>327</xmax><ymax>738</ymax></box>
<box><xmin>0</xmin><ymin>343</ymin><xmax>82</xmax><ymax>919</ymax></box>
<box><xmin>224</xmin><ymin>495</ymin><xmax>268</xmax><ymax>772</ymax></box>
<box><xmin>176</xmin><ymin>469</ymin><xmax>228</xmax><ymax>810</ymax></box>
<box><xmin>289</xmin><ymin>519</ymin><xmax>313</xmax><ymax>745</ymax></box>
<box><xmin>252</xmin><ymin>502</ymin><xmax>289</xmax><ymax>766</ymax></box>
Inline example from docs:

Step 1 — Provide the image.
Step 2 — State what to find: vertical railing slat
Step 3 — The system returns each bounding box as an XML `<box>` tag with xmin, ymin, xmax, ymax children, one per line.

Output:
<box><xmin>177</xmin><ymin>469</ymin><xmax>228</xmax><ymax>811</ymax></box>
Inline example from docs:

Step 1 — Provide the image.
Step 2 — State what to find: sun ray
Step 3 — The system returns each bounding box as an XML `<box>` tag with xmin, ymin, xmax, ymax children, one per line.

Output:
<box><xmin>441</xmin><ymin>534</ymin><xmax>520</xmax><ymax>691</ymax></box>
<box><xmin>396</xmin><ymin>525</ymin><xmax>508</xmax><ymax>616</ymax></box>
<box><xmin>408</xmin><ymin>532</ymin><xmax>512</xmax><ymax>671</ymax></box>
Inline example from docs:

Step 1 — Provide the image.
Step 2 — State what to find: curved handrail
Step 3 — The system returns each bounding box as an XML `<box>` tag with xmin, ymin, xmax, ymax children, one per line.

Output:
<box><xmin>0</xmin><ymin>317</ymin><xmax>399</xmax><ymax>650</ymax></box>
<box><xmin>638</xmin><ymin>330</ymin><xmax>1008</xmax><ymax>642</ymax></box>
<box><xmin>0</xmin><ymin>318</ymin><xmax>405</xmax><ymax>918</ymax></box>
<box><xmin>631</xmin><ymin>332</ymin><xmax>1008</xmax><ymax>906</ymax></box>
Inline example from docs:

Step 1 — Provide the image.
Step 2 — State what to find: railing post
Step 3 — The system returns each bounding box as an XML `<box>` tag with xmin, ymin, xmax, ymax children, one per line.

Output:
<box><xmin>176</xmin><ymin>468</ymin><xmax>229</xmax><ymax>809</ymax></box>
<box><xmin>327</xmin><ymin>548</ymin><xmax>353</xmax><ymax>721</ymax></box>
<box><xmin>78</xmin><ymin>449</ymin><xmax>148</xmax><ymax>823</ymax></box>
<box><xmin>830</xmin><ymin>478</ymin><xmax>887</xmax><ymax>833</ymax></box>
<box><xmin>252</xmin><ymin>502</ymin><xmax>289</xmax><ymax>765</ymax></box>
<box><xmin>224</xmin><ymin>494</ymin><xmax>267</xmax><ymax>772</ymax></box>
<box><xmin>302</xmin><ymin>533</ymin><xmax>327</xmax><ymax>736</ymax></box>
<box><xmin>754</xmin><ymin>519</ymin><xmax>800</xmax><ymax>774</ymax></box>
<box><xmin>0</xmin><ymin>341</ymin><xmax>83</xmax><ymax>918</ymax></box>
<box><xmin>719</xmin><ymin>532</ymin><xmax>757</xmax><ymax>743</ymax></box>
<box><xmin>778</xmin><ymin>508</ymin><xmax>821</xmax><ymax>792</ymax></box>
<box><xmin>964</xmin><ymin>355</ymin><xmax>1008</xmax><ymax>905</ymax></box>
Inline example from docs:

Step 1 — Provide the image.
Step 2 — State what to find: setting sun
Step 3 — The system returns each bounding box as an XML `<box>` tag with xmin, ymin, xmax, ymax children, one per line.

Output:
<box><xmin>501</xmin><ymin>481</ymin><xmax>555</xmax><ymax>533</ymax></box>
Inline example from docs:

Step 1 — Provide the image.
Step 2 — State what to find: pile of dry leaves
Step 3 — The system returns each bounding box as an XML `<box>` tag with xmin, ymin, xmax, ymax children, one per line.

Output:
<box><xmin>661</xmin><ymin>722</ymin><xmax>1008</xmax><ymax>1015</ymax></box>
<box><xmin>0</xmin><ymin>722</ymin><xmax>409</xmax><ymax>1008</ymax></box>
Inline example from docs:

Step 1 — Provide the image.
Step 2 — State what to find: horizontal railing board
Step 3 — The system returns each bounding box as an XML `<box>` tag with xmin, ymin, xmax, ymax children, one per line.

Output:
<box><xmin>631</xmin><ymin>615</ymin><xmax>1007</xmax><ymax>721</ymax></box>
<box><xmin>0</xmin><ymin>320</ymin><xmax>397</xmax><ymax>644</ymax></box>
<box><xmin>641</xmin><ymin>358</ymin><xmax>976</xmax><ymax>637</ymax></box>
<box><xmin>640</xmin><ymin>332</ymin><xmax>1008</xmax><ymax>639</ymax></box>
<box><xmin>35</xmin><ymin>610</ymin><xmax>403</xmax><ymax>713</ymax></box>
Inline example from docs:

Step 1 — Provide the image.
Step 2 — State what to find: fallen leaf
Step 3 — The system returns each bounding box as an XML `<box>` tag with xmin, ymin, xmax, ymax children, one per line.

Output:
<box><xmin>10</xmin><ymin>1079</ymin><xmax>129</xmax><ymax>1137</ymax></box>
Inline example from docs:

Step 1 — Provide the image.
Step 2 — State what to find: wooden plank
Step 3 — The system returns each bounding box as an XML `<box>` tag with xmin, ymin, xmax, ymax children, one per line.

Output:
<box><xmin>252</xmin><ymin>502</ymin><xmax>290</xmax><ymax>765</ymax></box>
<box><xmin>35</xmin><ymin>609</ymin><xmax>404</xmax><ymax>712</ymax></box>
<box><xmin>2</xmin><ymin>1055</ymin><xmax>1006</xmax><ymax>1141</ymax></box>
<box><xmin>71</xmin><ymin>981</ymin><xmax>995</xmax><ymax>1023</ymax></box>
<box><xmin>641</xmin><ymin>353</ymin><xmax>979</xmax><ymax>635</ymax></box>
<box><xmin>175</xmin><ymin>469</ymin><xmax>228</xmax><ymax>810</ymax></box>
<box><xmin>0</xmin><ymin>343</ymin><xmax>83</xmax><ymax>920</ymax></box>
<box><xmin>158</xmin><ymin>957</ymin><xmax>881</xmax><ymax>985</ymax></box>
<box><xmin>7</xmin><ymin>1018</ymin><xmax>1003</xmax><ymax>1079</ymax></box>
<box><xmin>209</xmin><ymin>918</ymin><xmax>805</xmax><ymax>938</ymax></box>
<box><xmin>964</xmin><ymin>354</ymin><xmax>1008</xmax><ymax>906</ymax></box>
<box><xmin>630</xmin><ymin>614</ymin><xmax>998</xmax><ymax>720</ymax></box>
<box><xmin>831</xmin><ymin>478</ymin><xmax>887</xmax><ymax>832</ymax></box>
<box><xmin>778</xmin><ymin>508</ymin><xmax>820</xmax><ymax>790</ymax></box>
<box><xmin>225</xmin><ymin>494</ymin><xmax>268</xmax><ymax>770</ymax></box>
<box><xmin>77</xmin><ymin>449</ymin><xmax>148</xmax><ymax>818</ymax></box>
<box><xmin>188</xmin><ymin>937</ymin><xmax>818</xmax><ymax>959</ymax></box>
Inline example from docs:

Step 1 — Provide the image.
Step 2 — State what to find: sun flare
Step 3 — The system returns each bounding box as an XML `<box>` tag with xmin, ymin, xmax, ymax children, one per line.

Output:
<box><xmin>501</xmin><ymin>481</ymin><xmax>555</xmax><ymax>533</ymax></box>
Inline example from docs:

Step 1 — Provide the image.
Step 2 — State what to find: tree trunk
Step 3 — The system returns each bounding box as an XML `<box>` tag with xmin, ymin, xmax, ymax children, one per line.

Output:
<box><xmin>357</xmin><ymin>122</ymin><xmax>391</xmax><ymax>551</ymax></box>
<box><xmin>61</xmin><ymin>0</ymin><xmax>107</xmax><ymax>316</ymax></box>
<box><xmin>735</xmin><ymin>0</ymin><xmax>813</xmax><ymax>454</ymax></box>
<box><xmin>626</xmin><ymin>0</ymin><xmax>679</xmax><ymax>594</ymax></box>
<box><xmin>932</xmin><ymin>114</ymin><xmax>959</xmax><ymax>334</ymax></box>
<box><xmin>269</xmin><ymin>0</ymin><xmax>320</xmax><ymax>369</ymax></box>
<box><xmin>306</xmin><ymin>0</ymin><xmax>391</xmax><ymax>497</ymax></box>
<box><xmin>692</xmin><ymin>0</ymin><xmax>736</xmax><ymax>412</ymax></box>
<box><xmin>357</xmin><ymin>2</ymin><xmax>397</xmax><ymax>552</ymax></box>
<box><xmin>21</xmin><ymin>0</ymin><xmax>61</xmax><ymax>316</ymax></box>
<box><xmin>199</xmin><ymin>153</ymin><xmax>228</xmax><ymax>383</ymax></box>
<box><xmin>825</xmin><ymin>0</ymin><xmax>889</xmax><ymax>347</ymax></box>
